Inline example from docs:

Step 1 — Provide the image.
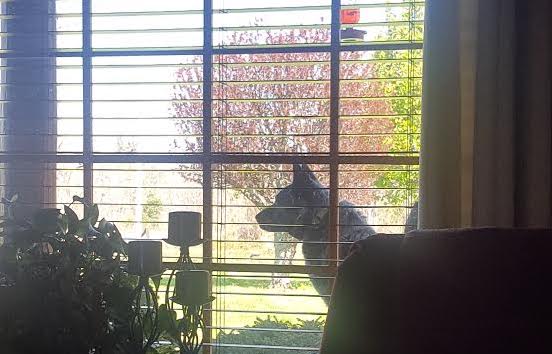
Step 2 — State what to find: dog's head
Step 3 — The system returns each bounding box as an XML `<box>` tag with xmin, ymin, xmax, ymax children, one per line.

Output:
<box><xmin>255</xmin><ymin>164</ymin><xmax>329</xmax><ymax>240</ymax></box>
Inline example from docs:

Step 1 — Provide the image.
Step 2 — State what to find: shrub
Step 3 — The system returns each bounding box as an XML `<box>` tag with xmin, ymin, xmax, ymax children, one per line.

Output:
<box><xmin>0</xmin><ymin>196</ymin><xmax>135</xmax><ymax>354</ymax></box>
<box><xmin>214</xmin><ymin>316</ymin><xmax>324</xmax><ymax>354</ymax></box>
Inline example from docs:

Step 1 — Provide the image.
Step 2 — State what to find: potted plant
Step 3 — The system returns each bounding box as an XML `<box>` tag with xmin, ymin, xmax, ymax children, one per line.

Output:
<box><xmin>0</xmin><ymin>195</ymin><xmax>136</xmax><ymax>354</ymax></box>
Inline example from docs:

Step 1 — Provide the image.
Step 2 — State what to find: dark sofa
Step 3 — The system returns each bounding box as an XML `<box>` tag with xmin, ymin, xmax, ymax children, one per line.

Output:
<box><xmin>320</xmin><ymin>228</ymin><xmax>552</xmax><ymax>354</ymax></box>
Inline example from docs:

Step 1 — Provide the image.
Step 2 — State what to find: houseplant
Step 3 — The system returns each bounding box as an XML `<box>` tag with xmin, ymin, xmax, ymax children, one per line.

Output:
<box><xmin>0</xmin><ymin>195</ymin><xmax>137</xmax><ymax>354</ymax></box>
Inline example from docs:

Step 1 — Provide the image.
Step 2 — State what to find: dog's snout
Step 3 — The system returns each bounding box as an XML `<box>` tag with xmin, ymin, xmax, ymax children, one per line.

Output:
<box><xmin>256</xmin><ymin>208</ymin><xmax>276</xmax><ymax>232</ymax></box>
<box><xmin>255</xmin><ymin>209</ymin><xmax>265</xmax><ymax>223</ymax></box>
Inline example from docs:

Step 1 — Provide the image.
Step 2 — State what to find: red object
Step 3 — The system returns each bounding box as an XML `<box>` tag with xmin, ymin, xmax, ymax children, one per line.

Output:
<box><xmin>340</xmin><ymin>8</ymin><xmax>360</xmax><ymax>25</ymax></box>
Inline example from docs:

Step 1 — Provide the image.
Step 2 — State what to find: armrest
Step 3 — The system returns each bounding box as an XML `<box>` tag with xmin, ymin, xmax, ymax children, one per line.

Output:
<box><xmin>320</xmin><ymin>235</ymin><xmax>403</xmax><ymax>354</ymax></box>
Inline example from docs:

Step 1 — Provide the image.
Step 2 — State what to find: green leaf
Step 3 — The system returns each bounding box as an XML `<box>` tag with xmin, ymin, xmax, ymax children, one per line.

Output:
<box><xmin>112</xmin><ymin>224</ymin><xmax>128</xmax><ymax>254</ymax></box>
<box><xmin>86</xmin><ymin>204</ymin><xmax>100</xmax><ymax>227</ymax></box>
<box><xmin>64</xmin><ymin>205</ymin><xmax>80</xmax><ymax>234</ymax></box>
<box><xmin>98</xmin><ymin>218</ymin><xmax>108</xmax><ymax>232</ymax></box>
<box><xmin>104</xmin><ymin>235</ymin><xmax>124</xmax><ymax>255</ymax></box>
<box><xmin>56</xmin><ymin>219</ymin><xmax>68</xmax><ymax>235</ymax></box>
<box><xmin>75</xmin><ymin>220</ymin><xmax>87</xmax><ymax>237</ymax></box>
<box><xmin>72</xmin><ymin>195</ymin><xmax>85</xmax><ymax>204</ymax></box>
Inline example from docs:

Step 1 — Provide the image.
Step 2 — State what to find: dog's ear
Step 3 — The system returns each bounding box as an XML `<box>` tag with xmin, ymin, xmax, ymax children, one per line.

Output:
<box><xmin>293</xmin><ymin>164</ymin><xmax>318</xmax><ymax>185</ymax></box>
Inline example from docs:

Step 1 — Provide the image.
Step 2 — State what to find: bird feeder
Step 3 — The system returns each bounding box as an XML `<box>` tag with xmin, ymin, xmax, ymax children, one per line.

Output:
<box><xmin>340</xmin><ymin>8</ymin><xmax>366</xmax><ymax>42</ymax></box>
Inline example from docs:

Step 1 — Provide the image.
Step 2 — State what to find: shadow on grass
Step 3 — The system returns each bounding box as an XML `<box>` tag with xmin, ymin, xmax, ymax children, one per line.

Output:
<box><xmin>160</xmin><ymin>277</ymin><xmax>313</xmax><ymax>290</ymax></box>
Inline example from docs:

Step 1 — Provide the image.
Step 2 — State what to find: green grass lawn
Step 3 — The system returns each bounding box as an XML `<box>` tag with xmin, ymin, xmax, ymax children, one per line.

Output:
<box><xmin>155</xmin><ymin>276</ymin><xmax>326</xmax><ymax>353</ymax></box>
<box><xmin>211</xmin><ymin>279</ymin><xmax>327</xmax><ymax>329</ymax></box>
<box><xmin>155</xmin><ymin>273</ymin><xmax>327</xmax><ymax>354</ymax></box>
<box><xmin>158</xmin><ymin>276</ymin><xmax>327</xmax><ymax>329</ymax></box>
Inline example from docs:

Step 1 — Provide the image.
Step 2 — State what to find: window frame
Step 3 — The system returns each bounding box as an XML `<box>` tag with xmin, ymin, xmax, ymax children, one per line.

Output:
<box><xmin>2</xmin><ymin>0</ymin><xmax>422</xmax><ymax>350</ymax></box>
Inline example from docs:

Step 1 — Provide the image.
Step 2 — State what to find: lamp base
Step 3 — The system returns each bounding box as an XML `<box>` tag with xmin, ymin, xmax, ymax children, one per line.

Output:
<box><xmin>128</xmin><ymin>276</ymin><xmax>160</xmax><ymax>354</ymax></box>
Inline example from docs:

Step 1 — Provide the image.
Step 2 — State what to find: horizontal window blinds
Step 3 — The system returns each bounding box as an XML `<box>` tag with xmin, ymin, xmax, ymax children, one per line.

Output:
<box><xmin>0</xmin><ymin>0</ymin><xmax>423</xmax><ymax>352</ymax></box>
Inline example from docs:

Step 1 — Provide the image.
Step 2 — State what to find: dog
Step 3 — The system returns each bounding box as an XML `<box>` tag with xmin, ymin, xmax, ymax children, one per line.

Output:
<box><xmin>255</xmin><ymin>164</ymin><xmax>379</xmax><ymax>303</ymax></box>
<box><xmin>256</xmin><ymin>164</ymin><xmax>418</xmax><ymax>303</ymax></box>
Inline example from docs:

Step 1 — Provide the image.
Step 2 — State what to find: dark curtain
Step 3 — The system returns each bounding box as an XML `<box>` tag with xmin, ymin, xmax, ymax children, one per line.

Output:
<box><xmin>3</xmin><ymin>0</ymin><xmax>57</xmax><ymax>215</ymax></box>
<box><xmin>419</xmin><ymin>0</ymin><xmax>552</xmax><ymax>228</ymax></box>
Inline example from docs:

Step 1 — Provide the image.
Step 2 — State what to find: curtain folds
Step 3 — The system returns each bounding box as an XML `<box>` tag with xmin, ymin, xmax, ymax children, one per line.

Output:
<box><xmin>3</xmin><ymin>0</ymin><xmax>57</xmax><ymax>214</ymax></box>
<box><xmin>420</xmin><ymin>0</ymin><xmax>552</xmax><ymax>228</ymax></box>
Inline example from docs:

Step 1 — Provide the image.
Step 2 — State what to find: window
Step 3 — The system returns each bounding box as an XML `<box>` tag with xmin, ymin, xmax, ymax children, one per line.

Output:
<box><xmin>1</xmin><ymin>0</ymin><xmax>423</xmax><ymax>352</ymax></box>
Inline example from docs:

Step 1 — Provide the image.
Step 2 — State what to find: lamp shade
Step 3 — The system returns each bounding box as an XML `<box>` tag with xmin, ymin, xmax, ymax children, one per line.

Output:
<box><xmin>167</xmin><ymin>211</ymin><xmax>202</xmax><ymax>247</ymax></box>
<box><xmin>127</xmin><ymin>240</ymin><xmax>163</xmax><ymax>276</ymax></box>
<box><xmin>172</xmin><ymin>270</ymin><xmax>214</xmax><ymax>306</ymax></box>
